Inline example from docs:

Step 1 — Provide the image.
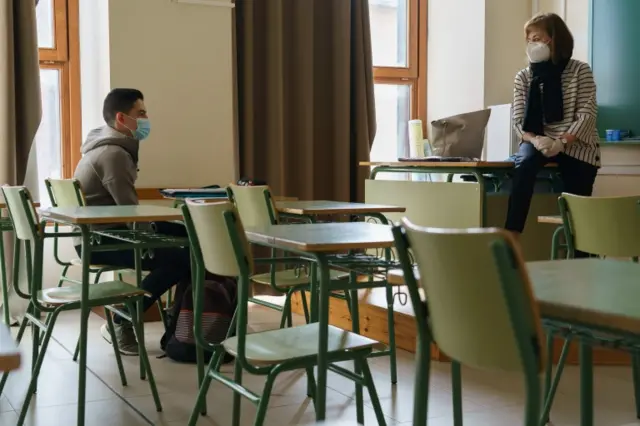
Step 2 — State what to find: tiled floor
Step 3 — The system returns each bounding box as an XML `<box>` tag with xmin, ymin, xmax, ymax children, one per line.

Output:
<box><xmin>2</xmin><ymin>306</ymin><xmax>640</xmax><ymax>426</ymax></box>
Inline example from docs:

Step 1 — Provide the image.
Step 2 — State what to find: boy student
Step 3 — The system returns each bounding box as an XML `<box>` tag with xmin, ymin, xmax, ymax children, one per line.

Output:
<box><xmin>74</xmin><ymin>88</ymin><xmax>191</xmax><ymax>355</ymax></box>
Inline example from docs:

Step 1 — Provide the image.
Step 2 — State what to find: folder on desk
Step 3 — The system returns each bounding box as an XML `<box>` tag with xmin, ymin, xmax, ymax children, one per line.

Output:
<box><xmin>160</xmin><ymin>187</ymin><xmax>228</xmax><ymax>199</ymax></box>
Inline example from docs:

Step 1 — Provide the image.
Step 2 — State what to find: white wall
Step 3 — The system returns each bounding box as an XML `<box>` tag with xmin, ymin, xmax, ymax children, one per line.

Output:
<box><xmin>80</xmin><ymin>0</ymin><xmax>236</xmax><ymax>188</ymax></box>
<box><xmin>484</xmin><ymin>0</ymin><xmax>532</xmax><ymax>107</ymax></box>
<box><xmin>426</xmin><ymin>0</ymin><xmax>485</xmax><ymax>129</ymax></box>
<box><xmin>426</xmin><ymin>0</ymin><xmax>531</xmax><ymax>131</ymax></box>
<box><xmin>79</xmin><ymin>0</ymin><xmax>111</xmax><ymax>141</ymax></box>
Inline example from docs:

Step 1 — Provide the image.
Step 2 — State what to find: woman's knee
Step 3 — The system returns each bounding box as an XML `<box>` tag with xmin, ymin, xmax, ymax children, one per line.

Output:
<box><xmin>514</xmin><ymin>142</ymin><xmax>545</xmax><ymax>170</ymax></box>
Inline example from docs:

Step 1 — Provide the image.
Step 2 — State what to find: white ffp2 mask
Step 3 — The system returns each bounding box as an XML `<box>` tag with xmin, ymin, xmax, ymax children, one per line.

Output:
<box><xmin>527</xmin><ymin>42</ymin><xmax>551</xmax><ymax>63</ymax></box>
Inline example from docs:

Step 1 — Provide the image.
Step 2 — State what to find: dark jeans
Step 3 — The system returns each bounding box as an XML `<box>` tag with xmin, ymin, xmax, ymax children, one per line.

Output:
<box><xmin>74</xmin><ymin>221</ymin><xmax>191</xmax><ymax>324</ymax></box>
<box><xmin>505</xmin><ymin>143</ymin><xmax>598</xmax><ymax>254</ymax></box>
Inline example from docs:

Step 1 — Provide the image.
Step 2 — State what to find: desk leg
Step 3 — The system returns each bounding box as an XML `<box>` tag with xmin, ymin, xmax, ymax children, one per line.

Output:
<box><xmin>348</xmin><ymin>271</ymin><xmax>364</xmax><ymax>423</ymax></box>
<box><xmin>579</xmin><ymin>342</ymin><xmax>594</xmax><ymax>426</ymax></box>
<box><xmin>77</xmin><ymin>226</ymin><xmax>91</xmax><ymax>426</ymax></box>
<box><xmin>314</xmin><ymin>255</ymin><xmax>330</xmax><ymax>421</ymax></box>
<box><xmin>135</xmin><ymin>247</ymin><xmax>146</xmax><ymax>380</ymax></box>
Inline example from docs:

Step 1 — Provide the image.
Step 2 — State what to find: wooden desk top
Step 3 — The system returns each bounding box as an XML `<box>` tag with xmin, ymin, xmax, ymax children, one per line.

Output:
<box><xmin>538</xmin><ymin>215</ymin><xmax>563</xmax><ymax>225</ymax></box>
<box><xmin>389</xmin><ymin>259</ymin><xmax>640</xmax><ymax>335</ymax></box>
<box><xmin>360</xmin><ymin>161</ymin><xmax>514</xmax><ymax>168</ymax></box>
<box><xmin>361</xmin><ymin>161</ymin><xmax>559</xmax><ymax>169</ymax></box>
<box><xmin>0</xmin><ymin>324</ymin><xmax>20</xmax><ymax>372</ymax></box>
<box><xmin>245</xmin><ymin>222</ymin><xmax>394</xmax><ymax>252</ymax></box>
<box><xmin>0</xmin><ymin>201</ymin><xmax>40</xmax><ymax>209</ymax></box>
<box><xmin>276</xmin><ymin>200</ymin><xmax>405</xmax><ymax>216</ymax></box>
<box><xmin>528</xmin><ymin>259</ymin><xmax>640</xmax><ymax>334</ymax></box>
<box><xmin>40</xmin><ymin>205</ymin><xmax>183</xmax><ymax>225</ymax></box>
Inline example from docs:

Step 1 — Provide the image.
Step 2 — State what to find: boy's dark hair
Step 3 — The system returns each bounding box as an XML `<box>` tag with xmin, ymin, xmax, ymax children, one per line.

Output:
<box><xmin>525</xmin><ymin>13</ymin><xmax>574</xmax><ymax>64</ymax></box>
<box><xmin>103</xmin><ymin>88</ymin><xmax>144</xmax><ymax>125</ymax></box>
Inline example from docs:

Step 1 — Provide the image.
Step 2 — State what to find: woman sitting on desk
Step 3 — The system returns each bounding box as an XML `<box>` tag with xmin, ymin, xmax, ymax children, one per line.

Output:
<box><xmin>506</xmin><ymin>13</ymin><xmax>600</xmax><ymax>240</ymax></box>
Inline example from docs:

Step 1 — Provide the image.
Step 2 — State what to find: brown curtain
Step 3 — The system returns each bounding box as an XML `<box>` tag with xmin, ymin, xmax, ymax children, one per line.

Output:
<box><xmin>0</xmin><ymin>0</ymin><xmax>42</xmax><ymax>321</ymax></box>
<box><xmin>236</xmin><ymin>0</ymin><xmax>376</xmax><ymax>202</ymax></box>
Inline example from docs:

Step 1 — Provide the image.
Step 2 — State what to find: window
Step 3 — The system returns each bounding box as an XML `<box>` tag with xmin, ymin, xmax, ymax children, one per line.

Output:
<box><xmin>369</xmin><ymin>0</ymin><xmax>426</xmax><ymax>177</ymax></box>
<box><xmin>33</xmin><ymin>0</ymin><xmax>81</xmax><ymax>206</ymax></box>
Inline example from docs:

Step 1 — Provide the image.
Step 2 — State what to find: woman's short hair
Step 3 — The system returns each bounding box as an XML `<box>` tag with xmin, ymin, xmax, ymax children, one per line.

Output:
<box><xmin>525</xmin><ymin>13</ymin><xmax>574</xmax><ymax>63</ymax></box>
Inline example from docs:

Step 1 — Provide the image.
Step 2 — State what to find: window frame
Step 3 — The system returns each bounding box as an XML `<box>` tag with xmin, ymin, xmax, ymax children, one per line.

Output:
<box><xmin>38</xmin><ymin>0</ymin><xmax>69</xmax><ymax>62</ymax></box>
<box><xmin>371</xmin><ymin>0</ymin><xmax>427</xmax><ymax>154</ymax></box>
<box><xmin>37</xmin><ymin>0</ymin><xmax>82</xmax><ymax>179</ymax></box>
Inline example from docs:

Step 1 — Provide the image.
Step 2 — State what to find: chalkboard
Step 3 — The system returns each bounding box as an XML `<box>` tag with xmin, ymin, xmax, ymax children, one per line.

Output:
<box><xmin>590</xmin><ymin>0</ymin><xmax>640</xmax><ymax>138</ymax></box>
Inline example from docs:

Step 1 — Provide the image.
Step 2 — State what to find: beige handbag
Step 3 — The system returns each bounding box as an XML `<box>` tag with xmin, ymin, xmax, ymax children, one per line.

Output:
<box><xmin>430</xmin><ymin>109</ymin><xmax>492</xmax><ymax>159</ymax></box>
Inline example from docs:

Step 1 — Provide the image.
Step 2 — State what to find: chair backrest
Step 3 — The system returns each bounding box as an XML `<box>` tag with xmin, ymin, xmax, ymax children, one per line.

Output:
<box><xmin>183</xmin><ymin>200</ymin><xmax>253</xmax><ymax>278</ymax></box>
<box><xmin>560</xmin><ymin>193</ymin><xmax>640</xmax><ymax>257</ymax></box>
<box><xmin>45</xmin><ymin>178</ymin><xmax>85</xmax><ymax>207</ymax></box>
<box><xmin>226</xmin><ymin>184</ymin><xmax>278</xmax><ymax>228</ymax></box>
<box><xmin>399</xmin><ymin>219</ymin><xmax>545</xmax><ymax>374</ymax></box>
<box><xmin>1</xmin><ymin>186</ymin><xmax>40</xmax><ymax>242</ymax></box>
<box><xmin>182</xmin><ymin>199</ymin><xmax>254</xmax><ymax>362</ymax></box>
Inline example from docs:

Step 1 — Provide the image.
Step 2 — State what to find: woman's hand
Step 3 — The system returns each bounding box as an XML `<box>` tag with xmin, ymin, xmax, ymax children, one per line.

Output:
<box><xmin>561</xmin><ymin>133</ymin><xmax>577</xmax><ymax>147</ymax></box>
<box><xmin>522</xmin><ymin>132</ymin><xmax>537</xmax><ymax>143</ymax></box>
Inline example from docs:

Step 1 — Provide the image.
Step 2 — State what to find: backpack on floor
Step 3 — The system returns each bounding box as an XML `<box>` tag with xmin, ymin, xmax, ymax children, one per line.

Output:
<box><xmin>160</xmin><ymin>276</ymin><xmax>237</xmax><ymax>363</ymax></box>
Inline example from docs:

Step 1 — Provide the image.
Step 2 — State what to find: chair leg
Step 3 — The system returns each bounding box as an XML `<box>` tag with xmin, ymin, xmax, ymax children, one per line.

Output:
<box><xmin>0</xmin><ymin>231</ymin><xmax>9</xmax><ymax>326</ymax></box>
<box><xmin>540</xmin><ymin>337</ymin><xmax>571</xmax><ymax>424</ymax></box>
<box><xmin>16</xmin><ymin>311</ymin><xmax>61</xmax><ymax>426</ymax></box>
<box><xmin>632</xmin><ymin>353</ymin><xmax>640</xmax><ymax>419</ymax></box>
<box><xmin>300</xmin><ymin>289</ymin><xmax>310</xmax><ymax>324</ymax></box>
<box><xmin>105</xmin><ymin>307</ymin><xmax>127</xmax><ymax>386</ymax></box>
<box><xmin>232</xmin><ymin>358</ymin><xmax>243</xmax><ymax>426</ymax></box>
<box><xmin>0</xmin><ymin>310</ymin><xmax>31</xmax><ymax>395</ymax></box>
<box><xmin>156</xmin><ymin>299</ymin><xmax>168</xmax><ymax>330</ymax></box>
<box><xmin>188</xmin><ymin>350</ymin><xmax>220</xmax><ymax>426</ymax></box>
<box><xmin>306</xmin><ymin>367</ymin><xmax>316</xmax><ymax>399</ymax></box>
<box><xmin>349</xmin><ymin>289</ymin><xmax>364</xmax><ymax>423</ymax></box>
<box><xmin>127</xmin><ymin>301</ymin><xmax>162</xmax><ymax>412</ymax></box>
<box><xmin>451</xmin><ymin>361</ymin><xmax>463</xmax><ymax>426</ymax></box>
<box><xmin>361</xmin><ymin>356</ymin><xmax>387</xmax><ymax>426</ymax></box>
<box><xmin>412</xmin><ymin>340</ymin><xmax>430</xmax><ymax>426</ymax></box>
<box><xmin>253</xmin><ymin>373</ymin><xmax>277</xmax><ymax>426</ymax></box>
<box><xmin>30</xmin><ymin>310</ymin><xmax>40</xmax><ymax>394</ymax></box>
<box><xmin>56</xmin><ymin>264</ymin><xmax>71</xmax><ymax>288</ymax></box>
<box><xmin>279</xmin><ymin>291</ymin><xmax>293</xmax><ymax>329</ymax></box>
<box><xmin>385</xmin><ymin>285</ymin><xmax>398</xmax><ymax>384</ymax></box>
<box><xmin>542</xmin><ymin>331</ymin><xmax>555</xmax><ymax>424</ymax></box>
<box><xmin>196</xmin><ymin>344</ymin><xmax>207</xmax><ymax>415</ymax></box>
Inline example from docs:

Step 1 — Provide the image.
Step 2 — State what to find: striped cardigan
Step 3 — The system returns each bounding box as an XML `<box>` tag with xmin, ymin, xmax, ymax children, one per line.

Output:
<box><xmin>512</xmin><ymin>59</ymin><xmax>601</xmax><ymax>167</ymax></box>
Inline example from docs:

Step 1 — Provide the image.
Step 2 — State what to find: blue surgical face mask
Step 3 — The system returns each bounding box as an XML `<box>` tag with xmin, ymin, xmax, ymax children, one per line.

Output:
<box><xmin>125</xmin><ymin>115</ymin><xmax>151</xmax><ymax>141</ymax></box>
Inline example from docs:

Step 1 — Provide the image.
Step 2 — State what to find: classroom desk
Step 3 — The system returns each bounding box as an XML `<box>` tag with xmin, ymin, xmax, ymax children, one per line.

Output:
<box><xmin>275</xmin><ymin>200</ymin><xmax>406</xmax><ymax>224</ymax></box>
<box><xmin>361</xmin><ymin>161</ymin><xmax>561</xmax><ymax>261</ymax></box>
<box><xmin>388</xmin><ymin>259</ymin><xmax>640</xmax><ymax>426</ymax></box>
<box><xmin>245</xmin><ymin>222</ymin><xmax>396</xmax><ymax>422</ymax></box>
<box><xmin>39</xmin><ymin>205</ymin><xmax>185</xmax><ymax>425</ymax></box>
<box><xmin>0</xmin><ymin>323</ymin><xmax>20</xmax><ymax>372</ymax></box>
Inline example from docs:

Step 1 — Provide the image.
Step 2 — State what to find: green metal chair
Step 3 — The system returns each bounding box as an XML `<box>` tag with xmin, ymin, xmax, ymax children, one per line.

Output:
<box><xmin>0</xmin><ymin>186</ymin><xmax>161</xmax><ymax>425</ymax></box>
<box><xmin>182</xmin><ymin>199</ymin><xmax>387</xmax><ymax>426</ymax></box>
<box><xmin>392</xmin><ymin>221</ymin><xmax>546</xmax><ymax>426</ymax></box>
<box><xmin>540</xmin><ymin>193</ymin><xmax>640</xmax><ymax>423</ymax></box>
<box><xmin>227</xmin><ymin>184</ymin><xmax>348</xmax><ymax>327</ymax></box>
<box><xmin>45</xmin><ymin>179</ymin><xmax>169</xmax><ymax>326</ymax></box>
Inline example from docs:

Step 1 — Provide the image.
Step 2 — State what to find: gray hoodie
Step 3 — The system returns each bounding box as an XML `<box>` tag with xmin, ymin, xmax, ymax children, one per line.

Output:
<box><xmin>74</xmin><ymin>125</ymin><xmax>140</xmax><ymax>207</ymax></box>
